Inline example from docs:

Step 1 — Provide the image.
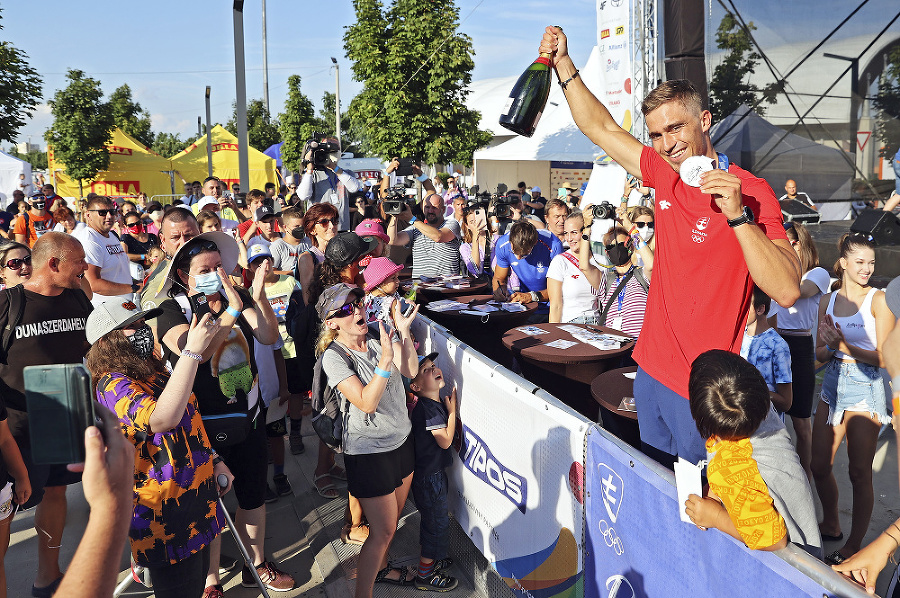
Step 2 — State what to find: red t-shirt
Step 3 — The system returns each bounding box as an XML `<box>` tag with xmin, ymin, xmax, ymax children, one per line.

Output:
<box><xmin>633</xmin><ymin>146</ymin><xmax>787</xmax><ymax>397</ymax></box>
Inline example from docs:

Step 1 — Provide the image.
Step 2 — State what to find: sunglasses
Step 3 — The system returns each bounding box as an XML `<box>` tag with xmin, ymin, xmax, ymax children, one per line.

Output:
<box><xmin>184</xmin><ymin>239</ymin><xmax>219</xmax><ymax>259</ymax></box>
<box><xmin>327</xmin><ymin>298</ymin><xmax>363</xmax><ymax>319</ymax></box>
<box><xmin>634</xmin><ymin>221</ymin><xmax>654</xmax><ymax>229</ymax></box>
<box><xmin>91</xmin><ymin>209</ymin><xmax>115</xmax><ymax>217</ymax></box>
<box><xmin>5</xmin><ymin>255</ymin><xmax>31</xmax><ymax>270</ymax></box>
<box><xmin>316</xmin><ymin>216</ymin><xmax>340</xmax><ymax>227</ymax></box>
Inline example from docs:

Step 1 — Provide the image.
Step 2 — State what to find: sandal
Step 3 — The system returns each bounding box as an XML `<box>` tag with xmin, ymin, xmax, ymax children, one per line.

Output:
<box><xmin>433</xmin><ymin>557</ymin><xmax>453</xmax><ymax>572</ymax></box>
<box><xmin>825</xmin><ymin>550</ymin><xmax>847</xmax><ymax>565</ymax></box>
<box><xmin>415</xmin><ymin>571</ymin><xmax>459</xmax><ymax>592</ymax></box>
<box><xmin>375</xmin><ymin>565</ymin><xmax>413</xmax><ymax>586</ymax></box>
<box><xmin>314</xmin><ymin>474</ymin><xmax>339</xmax><ymax>499</ymax></box>
<box><xmin>340</xmin><ymin>523</ymin><xmax>369</xmax><ymax>545</ymax></box>
<box><xmin>328</xmin><ymin>465</ymin><xmax>347</xmax><ymax>481</ymax></box>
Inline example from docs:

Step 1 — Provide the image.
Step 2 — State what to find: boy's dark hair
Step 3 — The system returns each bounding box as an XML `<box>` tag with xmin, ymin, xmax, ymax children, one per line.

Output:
<box><xmin>751</xmin><ymin>285</ymin><xmax>771</xmax><ymax>314</ymax></box>
<box><xmin>688</xmin><ymin>349</ymin><xmax>770</xmax><ymax>440</ymax></box>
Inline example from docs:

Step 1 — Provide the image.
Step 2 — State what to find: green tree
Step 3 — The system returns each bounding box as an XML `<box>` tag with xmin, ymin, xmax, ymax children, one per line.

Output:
<box><xmin>708</xmin><ymin>12</ymin><xmax>773</xmax><ymax>122</ymax></box>
<box><xmin>226</xmin><ymin>99</ymin><xmax>281</xmax><ymax>152</ymax></box>
<box><xmin>278</xmin><ymin>75</ymin><xmax>324</xmax><ymax>171</ymax></box>
<box><xmin>344</xmin><ymin>0</ymin><xmax>491</xmax><ymax>166</ymax></box>
<box><xmin>151</xmin><ymin>132</ymin><xmax>188</xmax><ymax>158</ymax></box>
<box><xmin>318</xmin><ymin>91</ymin><xmax>362</xmax><ymax>154</ymax></box>
<box><xmin>109</xmin><ymin>84</ymin><xmax>154</xmax><ymax>146</ymax></box>
<box><xmin>45</xmin><ymin>69</ymin><xmax>115</xmax><ymax>196</ymax></box>
<box><xmin>875</xmin><ymin>46</ymin><xmax>900</xmax><ymax>159</ymax></box>
<box><xmin>8</xmin><ymin>146</ymin><xmax>47</xmax><ymax>170</ymax></box>
<box><xmin>0</xmin><ymin>8</ymin><xmax>42</xmax><ymax>144</ymax></box>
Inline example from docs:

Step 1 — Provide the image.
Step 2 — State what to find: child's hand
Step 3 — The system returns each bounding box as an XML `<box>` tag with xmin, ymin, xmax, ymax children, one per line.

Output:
<box><xmin>444</xmin><ymin>387</ymin><xmax>457</xmax><ymax>415</ymax></box>
<box><xmin>13</xmin><ymin>476</ymin><xmax>31</xmax><ymax>505</ymax></box>
<box><xmin>684</xmin><ymin>494</ymin><xmax>725</xmax><ymax>530</ymax></box>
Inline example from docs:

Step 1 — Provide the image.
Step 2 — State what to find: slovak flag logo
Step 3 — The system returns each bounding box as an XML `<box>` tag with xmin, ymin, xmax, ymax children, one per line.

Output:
<box><xmin>695</xmin><ymin>217</ymin><xmax>710</xmax><ymax>230</ymax></box>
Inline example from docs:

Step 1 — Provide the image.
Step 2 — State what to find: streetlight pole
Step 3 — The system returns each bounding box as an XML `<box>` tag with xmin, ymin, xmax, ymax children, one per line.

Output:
<box><xmin>262</xmin><ymin>0</ymin><xmax>269</xmax><ymax>114</ymax></box>
<box><xmin>233</xmin><ymin>1</ymin><xmax>250</xmax><ymax>191</ymax></box>
<box><xmin>205</xmin><ymin>86</ymin><xmax>213</xmax><ymax>178</ymax></box>
<box><xmin>331</xmin><ymin>57</ymin><xmax>341</xmax><ymax>150</ymax></box>
<box><xmin>823</xmin><ymin>52</ymin><xmax>860</xmax><ymax>169</ymax></box>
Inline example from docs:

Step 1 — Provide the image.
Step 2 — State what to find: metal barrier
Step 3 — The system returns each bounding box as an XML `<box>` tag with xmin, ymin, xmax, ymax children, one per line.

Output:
<box><xmin>149</xmin><ymin>194</ymin><xmax>185</xmax><ymax>206</ymax></box>
<box><xmin>410</xmin><ymin>313</ymin><xmax>873</xmax><ymax>598</ymax></box>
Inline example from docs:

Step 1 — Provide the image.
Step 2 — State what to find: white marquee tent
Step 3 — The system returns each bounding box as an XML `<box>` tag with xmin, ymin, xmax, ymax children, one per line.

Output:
<box><xmin>0</xmin><ymin>151</ymin><xmax>31</xmax><ymax>210</ymax></box>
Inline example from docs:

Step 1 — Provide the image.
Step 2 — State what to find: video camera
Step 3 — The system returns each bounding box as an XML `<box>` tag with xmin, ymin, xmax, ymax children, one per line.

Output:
<box><xmin>302</xmin><ymin>132</ymin><xmax>341</xmax><ymax>170</ymax></box>
<box><xmin>489</xmin><ymin>194</ymin><xmax>519</xmax><ymax>220</ymax></box>
<box><xmin>382</xmin><ymin>184</ymin><xmax>412</xmax><ymax>215</ymax></box>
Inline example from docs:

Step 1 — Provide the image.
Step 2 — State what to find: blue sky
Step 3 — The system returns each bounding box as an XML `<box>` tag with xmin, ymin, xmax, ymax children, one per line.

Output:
<box><xmin>3</xmin><ymin>0</ymin><xmax>598</xmax><ymax>149</ymax></box>
<box><xmin>4</xmin><ymin>0</ymin><xmax>897</xmax><ymax>150</ymax></box>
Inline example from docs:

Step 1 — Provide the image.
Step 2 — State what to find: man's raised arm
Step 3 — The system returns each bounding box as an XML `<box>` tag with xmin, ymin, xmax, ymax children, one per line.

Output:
<box><xmin>540</xmin><ymin>26</ymin><xmax>644</xmax><ymax>176</ymax></box>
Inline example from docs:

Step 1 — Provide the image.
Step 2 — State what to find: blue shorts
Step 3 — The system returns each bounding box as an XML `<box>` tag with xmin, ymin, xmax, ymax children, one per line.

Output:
<box><xmin>634</xmin><ymin>367</ymin><xmax>706</xmax><ymax>464</ymax></box>
<box><xmin>820</xmin><ymin>359</ymin><xmax>890</xmax><ymax>425</ymax></box>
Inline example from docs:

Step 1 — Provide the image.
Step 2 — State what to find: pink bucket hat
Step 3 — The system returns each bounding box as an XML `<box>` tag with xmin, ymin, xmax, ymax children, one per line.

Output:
<box><xmin>363</xmin><ymin>257</ymin><xmax>403</xmax><ymax>292</ymax></box>
<box><xmin>355</xmin><ymin>218</ymin><xmax>390</xmax><ymax>244</ymax></box>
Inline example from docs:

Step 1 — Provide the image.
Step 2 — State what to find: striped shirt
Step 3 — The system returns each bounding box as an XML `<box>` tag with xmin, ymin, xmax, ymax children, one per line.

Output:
<box><xmin>597</xmin><ymin>267</ymin><xmax>648</xmax><ymax>337</ymax></box>
<box><xmin>404</xmin><ymin>219</ymin><xmax>462</xmax><ymax>278</ymax></box>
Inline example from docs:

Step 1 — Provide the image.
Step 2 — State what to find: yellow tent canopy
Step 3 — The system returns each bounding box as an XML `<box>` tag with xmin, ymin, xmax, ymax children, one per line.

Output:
<box><xmin>48</xmin><ymin>128</ymin><xmax>175</xmax><ymax>199</ymax></box>
<box><xmin>170</xmin><ymin>125</ymin><xmax>277</xmax><ymax>192</ymax></box>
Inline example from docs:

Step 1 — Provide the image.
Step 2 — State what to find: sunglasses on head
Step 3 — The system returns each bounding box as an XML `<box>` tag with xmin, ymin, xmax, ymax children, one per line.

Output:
<box><xmin>91</xmin><ymin>209</ymin><xmax>115</xmax><ymax>217</ymax></box>
<box><xmin>184</xmin><ymin>239</ymin><xmax>219</xmax><ymax>259</ymax></box>
<box><xmin>327</xmin><ymin>298</ymin><xmax>363</xmax><ymax>319</ymax></box>
<box><xmin>5</xmin><ymin>255</ymin><xmax>31</xmax><ymax>270</ymax></box>
<box><xmin>634</xmin><ymin>221</ymin><xmax>654</xmax><ymax>229</ymax></box>
<box><xmin>316</xmin><ymin>216</ymin><xmax>340</xmax><ymax>227</ymax></box>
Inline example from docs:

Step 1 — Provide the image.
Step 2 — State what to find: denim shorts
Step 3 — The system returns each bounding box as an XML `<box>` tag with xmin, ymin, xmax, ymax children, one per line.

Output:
<box><xmin>820</xmin><ymin>359</ymin><xmax>890</xmax><ymax>425</ymax></box>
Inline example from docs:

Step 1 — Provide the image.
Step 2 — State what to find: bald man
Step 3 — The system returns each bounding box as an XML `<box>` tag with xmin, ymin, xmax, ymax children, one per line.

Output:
<box><xmin>779</xmin><ymin>179</ymin><xmax>815</xmax><ymax>210</ymax></box>
<box><xmin>140</xmin><ymin>207</ymin><xmax>201</xmax><ymax>310</ymax></box>
<box><xmin>0</xmin><ymin>232</ymin><xmax>92</xmax><ymax>596</ymax></box>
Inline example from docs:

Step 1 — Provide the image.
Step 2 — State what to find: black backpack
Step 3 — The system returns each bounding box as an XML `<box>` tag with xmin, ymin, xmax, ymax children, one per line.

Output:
<box><xmin>310</xmin><ymin>343</ymin><xmax>354</xmax><ymax>453</ymax></box>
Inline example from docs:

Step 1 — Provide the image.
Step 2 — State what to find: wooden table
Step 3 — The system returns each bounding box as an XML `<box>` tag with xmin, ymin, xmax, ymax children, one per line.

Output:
<box><xmin>421</xmin><ymin>294</ymin><xmax>537</xmax><ymax>368</ymax></box>
<box><xmin>591</xmin><ymin>366</ymin><xmax>640</xmax><ymax>449</ymax></box>
<box><xmin>501</xmin><ymin>323</ymin><xmax>635</xmax><ymax>385</ymax></box>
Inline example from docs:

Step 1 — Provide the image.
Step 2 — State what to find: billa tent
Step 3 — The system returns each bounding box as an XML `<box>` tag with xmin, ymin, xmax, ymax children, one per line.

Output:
<box><xmin>170</xmin><ymin>125</ymin><xmax>277</xmax><ymax>192</ymax></box>
<box><xmin>48</xmin><ymin>128</ymin><xmax>175</xmax><ymax>199</ymax></box>
<box><xmin>711</xmin><ymin>105</ymin><xmax>854</xmax><ymax>221</ymax></box>
<box><xmin>0</xmin><ymin>151</ymin><xmax>31</xmax><ymax>209</ymax></box>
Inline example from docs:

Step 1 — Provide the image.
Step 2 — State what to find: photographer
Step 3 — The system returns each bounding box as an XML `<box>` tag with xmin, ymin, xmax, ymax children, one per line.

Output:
<box><xmin>387</xmin><ymin>191</ymin><xmax>461</xmax><ymax>279</ymax></box>
<box><xmin>298</xmin><ymin>135</ymin><xmax>362</xmax><ymax>231</ymax></box>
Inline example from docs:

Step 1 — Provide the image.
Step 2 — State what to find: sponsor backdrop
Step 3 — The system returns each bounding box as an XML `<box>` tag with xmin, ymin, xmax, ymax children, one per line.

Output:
<box><xmin>583</xmin><ymin>427</ymin><xmax>857</xmax><ymax>598</ymax></box>
<box><xmin>596</xmin><ymin>0</ymin><xmax>635</xmax><ymax>138</ymax></box>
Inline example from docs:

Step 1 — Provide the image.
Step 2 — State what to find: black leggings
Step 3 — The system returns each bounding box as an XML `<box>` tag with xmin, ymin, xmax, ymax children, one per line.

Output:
<box><xmin>782</xmin><ymin>333</ymin><xmax>816</xmax><ymax>419</ymax></box>
<box><xmin>146</xmin><ymin>544</ymin><xmax>211</xmax><ymax>598</ymax></box>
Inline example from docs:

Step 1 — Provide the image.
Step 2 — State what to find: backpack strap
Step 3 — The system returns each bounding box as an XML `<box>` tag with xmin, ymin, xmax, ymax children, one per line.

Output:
<box><xmin>598</xmin><ymin>269</ymin><xmax>636</xmax><ymax>327</ymax></box>
<box><xmin>633</xmin><ymin>267</ymin><xmax>649</xmax><ymax>293</ymax></box>
<box><xmin>0</xmin><ymin>285</ymin><xmax>25</xmax><ymax>363</ymax></box>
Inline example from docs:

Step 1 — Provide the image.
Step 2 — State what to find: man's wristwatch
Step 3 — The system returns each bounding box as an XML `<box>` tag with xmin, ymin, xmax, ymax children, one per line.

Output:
<box><xmin>131</xmin><ymin>282</ymin><xmax>140</xmax><ymax>292</ymax></box>
<box><xmin>727</xmin><ymin>206</ymin><xmax>754</xmax><ymax>228</ymax></box>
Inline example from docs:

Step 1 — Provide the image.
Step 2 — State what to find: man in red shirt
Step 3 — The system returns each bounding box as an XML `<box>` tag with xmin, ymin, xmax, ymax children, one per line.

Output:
<box><xmin>540</xmin><ymin>28</ymin><xmax>801</xmax><ymax>465</ymax></box>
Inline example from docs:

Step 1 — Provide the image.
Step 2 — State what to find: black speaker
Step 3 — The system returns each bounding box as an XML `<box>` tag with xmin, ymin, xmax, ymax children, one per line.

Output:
<box><xmin>850</xmin><ymin>209</ymin><xmax>900</xmax><ymax>246</ymax></box>
<box><xmin>780</xmin><ymin>200</ymin><xmax>821</xmax><ymax>224</ymax></box>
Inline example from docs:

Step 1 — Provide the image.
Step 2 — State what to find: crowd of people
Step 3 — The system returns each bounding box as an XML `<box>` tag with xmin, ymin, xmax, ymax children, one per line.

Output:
<box><xmin>0</xmin><ymin>27</ymin><xmax>900</xmax><ymax>598</ymax></box>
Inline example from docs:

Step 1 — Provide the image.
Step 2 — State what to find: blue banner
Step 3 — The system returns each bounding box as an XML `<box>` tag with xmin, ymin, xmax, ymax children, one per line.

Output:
<box><xmin>584</xmin><ymin>428</ymin><xmax>843</xmax><ymax>598</ymax></box>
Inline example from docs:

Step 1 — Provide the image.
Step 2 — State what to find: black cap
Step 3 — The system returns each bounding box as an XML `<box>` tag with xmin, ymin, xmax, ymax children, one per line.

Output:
<box><xmin>145</xmin><ymin>201</ymin><xmax>163</xmax><ymax>213</ymax></box>
<box><xmin>325</xmin><ymin>232</ymin><xmax>378</xmax><ymax>269</ymax></box>
<box><xmin>255</xmin><ymin>205</ymin><xmax>280</xmax><ymax>221</ymax></box>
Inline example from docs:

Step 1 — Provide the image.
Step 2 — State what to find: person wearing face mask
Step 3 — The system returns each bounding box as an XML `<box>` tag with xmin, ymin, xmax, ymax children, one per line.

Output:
<box><xmin>155</xmin><ymin>232</ymin><xmax>293</xmax><ymax>595</ymax></box>
<box><xmin>625</xmin><ymin>205</ymin><xmax>655</xmax><ymax>267</ymax></box>
<box><xmin>86</xmin><ymin>299</ymin><xmax>231</xmax><ymax>598</ymax></box>
<box><xmin>270</xmin><ymin>207</ymin><xmax>309</xmax><ymax>276</ymax></box>
<box><xmin>121</xmin><ymin>212</ymin><xmax>160</xmax><ymax>270</ymax></box>
<box><xmin>13</xmin><ymin>195</ymin><xmax>55</xmax><ymax>248</ymax></box>
<box><xmin>578</xmin><ymin>209</ymin><xmax>652</xmax><ymax>338</ymax></box>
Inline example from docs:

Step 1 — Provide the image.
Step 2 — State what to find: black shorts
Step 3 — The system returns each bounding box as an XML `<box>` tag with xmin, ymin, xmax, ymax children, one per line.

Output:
<box><xmin>218</xmin><ymin>412</ymin><xmax>267</xmax><ymax>510</ymax></box>
<box><xmin>8</xmin><ymin>408</ymin><xmax>82</xmax><ymax>509</ymax></box>
<box><xmin>782</xmin><ymin>334</ymin><xmax>816</xmax><ymax>419</ymax></box>
<box><xmin>344</xmin><ymin>434</ymin><xmax>414</xmax><ymax>499</ymax></box>
<box><xmin>284</xmin><ymin>355</ymin><xmax>312</xmax><ymax>395</ymax></box>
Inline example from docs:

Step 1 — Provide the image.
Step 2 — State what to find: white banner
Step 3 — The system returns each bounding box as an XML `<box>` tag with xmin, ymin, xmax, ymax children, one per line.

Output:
<box><xmin>596</xmin><ymin>0</ymin><xmax>635</xmax><ymax>134</ymax></box>
<box><xmin>412</xmin><ymin>317</ymin><xmax>589</xmax><ymax>598</ymax></box>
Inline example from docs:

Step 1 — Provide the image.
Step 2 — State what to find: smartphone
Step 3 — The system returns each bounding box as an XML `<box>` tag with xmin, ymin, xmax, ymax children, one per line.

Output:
<box><xmin>396</xmin><ymin>157</ymin><xmax>417</xmax><ymax>177</ymax></box>
<box><xmin>189</xmin><ymin>293</ymin><xmax>212</xmax><ymax>320</ymax></box>
<box><xmin>24</xmin><ymin>364</ymin><xmax>95</xmax><ymax>464</ymax></box>
<box><xmin>398</xmin><ymin>298</ymin><xmax>415</xmax><ymax>317</ymax></box>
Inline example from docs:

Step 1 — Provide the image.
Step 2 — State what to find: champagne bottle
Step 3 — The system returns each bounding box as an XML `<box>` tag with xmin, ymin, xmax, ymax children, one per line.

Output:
<box><xmin>498</xmin><ymin>52</ymin><xmax>552</xmax><ymax>138</ymax></box>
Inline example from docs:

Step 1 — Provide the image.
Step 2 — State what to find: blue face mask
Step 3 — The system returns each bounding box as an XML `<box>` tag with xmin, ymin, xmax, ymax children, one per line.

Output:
<box><xmin>190</xmin><ymin>270</ymin><xmax>223</xmax><ymax>295</ymax></box>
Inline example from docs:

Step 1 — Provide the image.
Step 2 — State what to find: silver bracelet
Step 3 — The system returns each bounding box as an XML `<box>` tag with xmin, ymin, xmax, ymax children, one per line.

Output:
<box><xmin>181</xmin><ymin>349</ymin><xmax>203</xmax><ymax>362</ymax></box>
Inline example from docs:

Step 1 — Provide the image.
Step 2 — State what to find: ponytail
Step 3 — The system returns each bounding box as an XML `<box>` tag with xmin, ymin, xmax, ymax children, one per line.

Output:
<box><xmin>832</xmin><ymin>232</ymin><xmax>876</xmax><ymax>290</ymax></box>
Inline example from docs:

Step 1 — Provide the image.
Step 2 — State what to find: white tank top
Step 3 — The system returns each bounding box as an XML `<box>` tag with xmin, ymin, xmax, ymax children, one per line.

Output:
<box><xmin>825</xmin><ymin>287</ymin><xmax>878</xmax><ymax>358</ymax></box>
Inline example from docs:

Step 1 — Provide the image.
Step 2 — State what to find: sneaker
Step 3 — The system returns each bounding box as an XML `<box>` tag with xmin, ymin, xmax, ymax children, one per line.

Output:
<box><xmin>264</xmin><ymin>484</ymin><xmax>278</xmax><ymax>503</ymax></box>
<box><xmin>219</xmin><ymin>554</ymin><xmax>239</xmax><ymax>575</ymax></box>
<box><xmin>415</xmin><ymin>571</ymin><xmax>458</xmax><ymax>592</ymax></box>
<box><xmin>242</xmin><ymin>560</ymin><xmax>295</xmax><ymax>591</ymax></box>
<box><xmin>273</xmin><ymin>473</ymin><xmax>292</xmax><ymax>496</ymax></box>
<box><xmin>289</xmin><ymin>434</ymin><xmax>305</xmax><ymax>455</ymax></box>
<box><xmin>202</xmin><ymin>585</ymin><xmax>225</xmax><ymax>598</ymax></box>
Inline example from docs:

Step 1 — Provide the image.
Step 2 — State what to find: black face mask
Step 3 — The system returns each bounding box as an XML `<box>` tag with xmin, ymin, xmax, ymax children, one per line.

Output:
<box><xmin>127</xmin><ymin>324</ymin><xmax>155</xmax><ymax>360</ymax></box>
<box><xmin>606</xmin><ymin>242</ymin><xmax>632</xmax><ymax>267</ymax></box>
<box><xmin>290</xmin><ymin>226</ymin><xmax>305</xmax><ymax>241</ymax></box>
